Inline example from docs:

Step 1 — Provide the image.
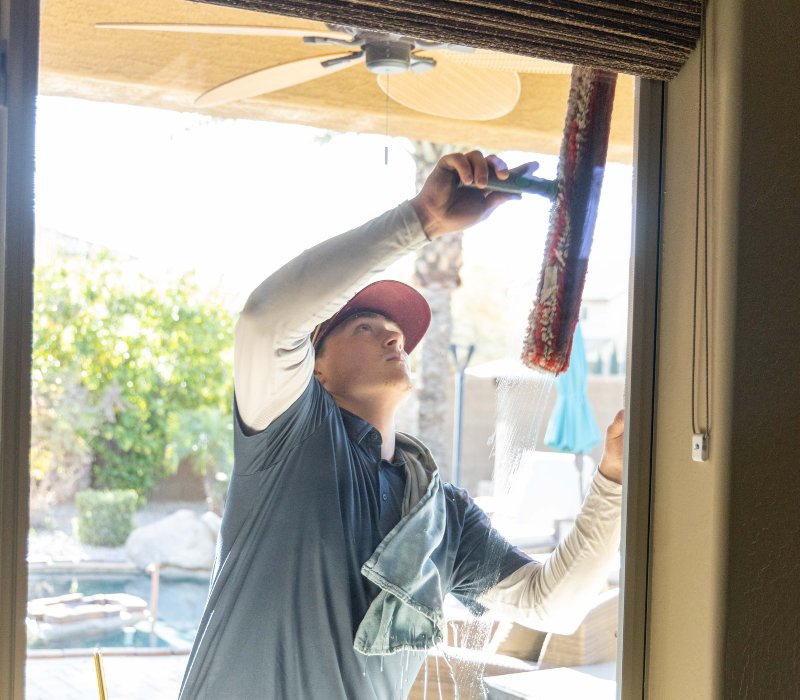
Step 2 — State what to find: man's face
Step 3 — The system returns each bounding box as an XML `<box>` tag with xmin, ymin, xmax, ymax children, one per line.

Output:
<box><xmin>314</xmin><ymin>312</ymin><xmax>413</xmax><ymax>403</ymax></box>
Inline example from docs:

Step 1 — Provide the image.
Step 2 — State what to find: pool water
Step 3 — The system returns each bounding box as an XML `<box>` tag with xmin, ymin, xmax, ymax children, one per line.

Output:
<box><xmin>27</xmin><ymin>572</ymin><xmax>209</xmax><ymax>650</ymax></box>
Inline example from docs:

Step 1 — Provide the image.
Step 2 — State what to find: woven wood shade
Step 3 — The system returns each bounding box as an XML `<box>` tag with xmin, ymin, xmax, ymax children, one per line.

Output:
<box><xmin>196</xmin><ymin>0</ymin><xmax>701</xmax><ymax>80</ymax></box>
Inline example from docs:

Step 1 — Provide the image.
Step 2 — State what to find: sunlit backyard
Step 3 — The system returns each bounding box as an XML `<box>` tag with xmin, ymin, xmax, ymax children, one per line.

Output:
<box><xmin>28</xmin><ymin>4</ymin><xmax>632</xmax><ymax>696</ymax></box>
<box><xmin>27</xmin><ymin>95</ymin><xmax>629</xmax><ymax>698</ymax></box>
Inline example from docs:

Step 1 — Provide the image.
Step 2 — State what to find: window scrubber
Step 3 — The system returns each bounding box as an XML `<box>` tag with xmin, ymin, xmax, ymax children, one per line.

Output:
<box><xmin>521</xmin><ymin>67</ymin><xmax>618</xmax><ymax>375</ymax></box>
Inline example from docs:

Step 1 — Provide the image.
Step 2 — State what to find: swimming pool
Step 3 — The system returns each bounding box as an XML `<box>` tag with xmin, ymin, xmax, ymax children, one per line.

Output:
<box><xmin>27</xmin><ymin>571</ymin><xmax>209</xmax><ymax>651</ymax></box>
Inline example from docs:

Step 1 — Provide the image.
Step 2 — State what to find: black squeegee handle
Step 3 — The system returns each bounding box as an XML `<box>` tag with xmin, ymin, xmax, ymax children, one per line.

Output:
<box><xmin>461</xmin><ymin>162</ymin><xmax>558</xmax><ymax>200</ymax></box>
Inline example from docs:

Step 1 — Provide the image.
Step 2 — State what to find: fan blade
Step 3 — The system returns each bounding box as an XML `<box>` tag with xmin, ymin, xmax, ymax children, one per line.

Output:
<box><xmin>195</xmin><ymin>52</ymin><xmax>364</xmax><ymax>107</ymax></box>
<box><xmin>417</xmin><ymin>47</ymin><xmax>572</xmax><ymax>75</ymax></box>
<box><xmin>377</xmin><ymin>60</ymin><xmax>520</xmax><ymax>121</ymax></box>
<box><xmin>95</xmin><ymin>23</ymin><xmax>352</xmax><ymax>41</ymax></box>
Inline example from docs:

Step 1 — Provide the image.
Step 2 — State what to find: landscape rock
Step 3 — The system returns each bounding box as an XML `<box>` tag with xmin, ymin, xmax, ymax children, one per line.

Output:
<box><xmin>125</xmin><ymin>509</ymin><xmax>217</xmax><ymax>570</ymax></box>
<box><xmin>200</xmin><ymin>511</ymin><xmax>222</xmax><ymax>539</ymax></box>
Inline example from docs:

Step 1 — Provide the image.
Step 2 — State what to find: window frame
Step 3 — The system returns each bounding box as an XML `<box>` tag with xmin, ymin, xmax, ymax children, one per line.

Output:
<box><xmin>0</xmin><ymin>0</ymin><xmax>39</xmax><ymax>697</ymax></box>
<box><xmin>618</xmin><ymin>78</ymin><xmax>664</xmax><ymax>699</ymax></box>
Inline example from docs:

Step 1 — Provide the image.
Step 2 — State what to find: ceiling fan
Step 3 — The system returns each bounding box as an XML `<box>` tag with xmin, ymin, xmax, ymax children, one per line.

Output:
<box><xmin>96</xmin><ymin>21</ymin><xmax>572</xmax><ymax>121</ymax></box>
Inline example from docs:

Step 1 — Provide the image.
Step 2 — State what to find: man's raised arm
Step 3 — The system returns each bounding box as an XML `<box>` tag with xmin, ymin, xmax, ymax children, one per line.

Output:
<box><xmin>234</xmin><ymin>203</ymin><xmax>426</xmax><ymax>432</ymax></box>
<box><xmin>234</xmin><ymin>151</ymin><xmax>518</xmax><ymax>432</ymax></box>
<box><xmin>480</xmin><ymin>410</ymin><xmax>625</xmax><ymax>634</ymax></box>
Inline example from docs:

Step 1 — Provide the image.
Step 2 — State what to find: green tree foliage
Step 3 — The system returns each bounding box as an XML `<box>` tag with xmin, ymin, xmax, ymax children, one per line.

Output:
<box><xmin>164</xmin><ymin>407</ymin><xmax>233</xmax><ymax>514</ymax></box>
<box><xmin>29</xmin><ymin>368</ymin><xmax>103</xmax><ymax>512</ymax></box>
<box><xmin>32</xmin><ymin>248</ymin><xmax>234</xmax><ymax>500</ymax></box>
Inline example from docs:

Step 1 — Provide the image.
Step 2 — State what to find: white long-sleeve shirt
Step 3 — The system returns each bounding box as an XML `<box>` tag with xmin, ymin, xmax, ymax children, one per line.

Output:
<box><xmin>234</xmin><ymin>200</ymin><xmax>622</xmax><ymax>635</ymax></box>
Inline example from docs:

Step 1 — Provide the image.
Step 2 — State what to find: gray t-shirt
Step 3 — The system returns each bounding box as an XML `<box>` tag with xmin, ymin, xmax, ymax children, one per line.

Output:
<box><xmin>178</xmin><ymin>378</ymin><xmax>529</xmax><ymax>699</ymax></box>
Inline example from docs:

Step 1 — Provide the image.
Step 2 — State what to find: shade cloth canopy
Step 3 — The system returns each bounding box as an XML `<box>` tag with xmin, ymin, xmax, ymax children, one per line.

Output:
<box><xmin>544</xmin><ymin>323</ymin><xmax>602</xmax><ymax>455</ymax></box>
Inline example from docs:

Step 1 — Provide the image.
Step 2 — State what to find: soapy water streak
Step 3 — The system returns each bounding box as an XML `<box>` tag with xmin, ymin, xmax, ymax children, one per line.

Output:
<box><xmin>419</xmin><ymin>368</ymin><xmax>555</xmax><ymax>699</ymax></box>
<box><xmin>493</xmin><ymin>369</ymin><xmax>555</xmax><ymax>498</ymax></box>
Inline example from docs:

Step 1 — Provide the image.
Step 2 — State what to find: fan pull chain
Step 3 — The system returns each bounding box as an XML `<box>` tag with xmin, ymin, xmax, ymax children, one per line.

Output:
<box><xmin>384</xmin><ymin>75</ymin><xmax>390</xmax><ymax>165</ymax></box>
<box><xmin>691</xmin><ymin>15</ymin><xmax>710</xmax><ymax>462</ymax></box>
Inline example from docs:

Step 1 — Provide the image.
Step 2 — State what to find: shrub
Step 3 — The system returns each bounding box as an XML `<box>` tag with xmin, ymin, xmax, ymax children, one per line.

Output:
<box><xmin>75</xmin><ymin>489</ymin><xmax>138</xmax><ymax>546</ymax></box>
<box><xmin>32</xmin><ymin>250</ymin><xmax>234</xmax><ymax>501</ymax></box>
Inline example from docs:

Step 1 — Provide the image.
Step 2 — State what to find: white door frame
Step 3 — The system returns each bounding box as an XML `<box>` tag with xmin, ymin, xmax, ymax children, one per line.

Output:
<box><xmin>618</xmin><ymin>78</ymin><xmax>664</xmax><ymax>699</ymax></box>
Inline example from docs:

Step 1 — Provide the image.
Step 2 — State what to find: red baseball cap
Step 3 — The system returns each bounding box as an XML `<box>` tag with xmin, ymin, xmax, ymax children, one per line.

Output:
<box><xmin>311</xmin><ymin>280</ymin><xmax>431</xmax><ymax>354</ymax></box>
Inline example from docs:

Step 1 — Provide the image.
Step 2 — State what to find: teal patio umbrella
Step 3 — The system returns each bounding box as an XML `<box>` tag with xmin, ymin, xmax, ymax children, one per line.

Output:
<box><xmin>544</xmin><ymin>323</ymin><xmax>602</xmax><ymax>498</ymax></box>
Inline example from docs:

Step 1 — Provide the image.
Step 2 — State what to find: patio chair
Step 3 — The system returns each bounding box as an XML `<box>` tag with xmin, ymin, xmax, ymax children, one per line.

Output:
<box><xmin>536</xmin><ymin>587</ymin><xmax>619</xmax><ymax>669</ymax></box>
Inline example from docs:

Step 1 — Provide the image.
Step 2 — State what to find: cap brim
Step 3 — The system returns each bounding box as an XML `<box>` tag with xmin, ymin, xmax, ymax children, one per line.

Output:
<box><xmin>312</xmin><ymin>280</ymin><xmax>431</xmax><ymax>354</ymax></box>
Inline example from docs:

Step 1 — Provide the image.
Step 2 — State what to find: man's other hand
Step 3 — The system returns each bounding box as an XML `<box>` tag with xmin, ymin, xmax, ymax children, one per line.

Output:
<box><xmin>410</xmin><ymin>151</ymin><xmax>523</xmax><ymax>239</ymax></box>
<box><xmin>598</xmin><ymin>409</ymin><xmax>624</xmax><ymax>485</ymax></box>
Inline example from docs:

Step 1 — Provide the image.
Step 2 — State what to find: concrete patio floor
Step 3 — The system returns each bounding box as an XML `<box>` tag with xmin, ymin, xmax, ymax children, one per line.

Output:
<box><xmin>26</xmin><ymin>652</ymin><xmax>188</xmax><ymax>700</ymax></box>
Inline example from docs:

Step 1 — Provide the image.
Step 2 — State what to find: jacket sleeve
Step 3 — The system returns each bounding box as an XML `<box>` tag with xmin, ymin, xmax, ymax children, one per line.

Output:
<box><xmin>234</xmin><ymin>201</ymin><xmax>428</xmax><ymax>432</ymax></box>
<box><xmin>479</xmin><ymin>470</ymin><xmax>622</xmax><ymax>634</ymax></box>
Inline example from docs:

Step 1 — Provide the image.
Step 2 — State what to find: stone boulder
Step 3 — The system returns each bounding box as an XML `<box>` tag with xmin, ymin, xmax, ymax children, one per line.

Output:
<box><xmin>125</xmin><ymin>509</ymin><xmax>217</xmax><ymax>570</ymax></box>
<box><xmin>200</xmin><ymin>511</ymin><xmax>222</xmax><ymax>540</ymax></box>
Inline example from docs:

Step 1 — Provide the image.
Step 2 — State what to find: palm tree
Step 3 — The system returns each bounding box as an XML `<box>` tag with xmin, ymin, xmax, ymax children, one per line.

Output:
<box><xmin>410</xmin><ymin>140</ymin><xmax>467</xmax><ymax>479</ymax></box>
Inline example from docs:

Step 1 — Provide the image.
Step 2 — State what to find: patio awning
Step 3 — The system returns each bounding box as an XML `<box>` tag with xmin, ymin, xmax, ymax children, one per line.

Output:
<box><xmin>38</xmin><ymin>0</ymin><xmax>634</xmax><ymax>160</ymax></box>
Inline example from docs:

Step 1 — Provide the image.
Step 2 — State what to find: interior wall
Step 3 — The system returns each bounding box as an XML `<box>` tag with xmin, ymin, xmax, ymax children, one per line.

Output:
<box><xmin>647</xmin><ymin>0</ymin><xmax>800</xmax><ymax>697</ymax></box>
<box><xmin>722</xmin><ymin>0</ymin><xmax>800</xmax><ymax>695</ymax></box>
<box><xmin>646</xmin><ymin>36</ymin><xmax>727</xmax><ymax>696</ymax></box>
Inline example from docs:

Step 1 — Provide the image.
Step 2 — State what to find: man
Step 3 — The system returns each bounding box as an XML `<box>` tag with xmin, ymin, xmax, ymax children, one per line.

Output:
<box><xmin>179</xmin><ymin>152</ymin><xmax>623</xmax><ymax>699</ymax></box>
